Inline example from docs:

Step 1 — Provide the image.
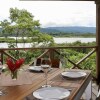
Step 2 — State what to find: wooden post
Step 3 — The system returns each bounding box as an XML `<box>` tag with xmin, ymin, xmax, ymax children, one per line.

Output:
<box><xmin>49</xmin><ymin>49</ymin><xmax>55</xmax><ymax>59</ymax></box>
<box><xmin>0</xmin><ymin>51</ymin><xmax>3</xmax><ymax>64</ymax></box>
<box><xmin>95</xmin><ymin>0</ymin><xmax>100</xmax><ymax>84</ymax></box>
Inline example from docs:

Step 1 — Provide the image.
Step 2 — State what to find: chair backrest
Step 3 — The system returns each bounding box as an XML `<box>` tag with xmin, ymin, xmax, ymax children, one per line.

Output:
<box><xmin>41</xmin><ymin>59</ymin><xmax>51</xmax><ymax>65</ymax></box>
<box><xmin>35</xmin><ymin>58</ymin><xmax>61</xmax><ymax>68</ymax></box>
<box><xmin>36</xmin><ymin>58</ymin><xmax>42</xmax><ymax>66</ymax></box>
<box><xmin>51</xmin><ymin>59</ymin><xmax>60</xmax><ymax>68</ymax></box>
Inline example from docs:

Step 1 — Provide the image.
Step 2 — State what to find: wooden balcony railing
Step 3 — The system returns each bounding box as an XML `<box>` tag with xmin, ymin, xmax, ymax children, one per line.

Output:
<box><xmin>0</xmin><ymin>46</ymin><xmax>97</xmax><ymax>79</ymax></box>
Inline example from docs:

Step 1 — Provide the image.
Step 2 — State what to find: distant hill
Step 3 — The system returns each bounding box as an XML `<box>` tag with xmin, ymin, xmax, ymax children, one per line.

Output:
<box><xmin>40</xmin><ymin>26</ymin><xmax>96</xmax><ymax>34</ymax></box>
<box><xmin>0</xmin><ymin>26</ymin><xmax>96</xmax><ymax>36</ymax></box>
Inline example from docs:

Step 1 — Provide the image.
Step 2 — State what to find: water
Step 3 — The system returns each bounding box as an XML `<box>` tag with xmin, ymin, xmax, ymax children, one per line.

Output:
<box><xmin>0</xmin><ymin>37</ymin><xmax>96</xmax><ymax>48</ymax></box>
<box><xmin>0</xmin><ymin>43</ymin><xmax>32</xmax><ymax>48</ymax></box>
<box><xmin>53</xmin><ymin>37</ymin><xmax>96</xmax><ymax>44</ymax></box>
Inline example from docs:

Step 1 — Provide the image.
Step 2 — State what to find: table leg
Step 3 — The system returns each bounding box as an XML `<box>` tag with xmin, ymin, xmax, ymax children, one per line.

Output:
<box><xmin>85</xmin><ymin>81</ymin><xmax>92</xmax><ymax>100</ymax></box>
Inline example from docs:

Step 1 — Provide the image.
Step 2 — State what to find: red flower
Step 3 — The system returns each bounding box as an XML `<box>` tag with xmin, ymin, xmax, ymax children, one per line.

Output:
<box><xmin>15</xmin><ymin>58</ymin><xmax>25</xmax><ymax>69</ymax></box>
<box><xmin>6</xmin><ymin>58</ymin><xmax>24</xmax><ymax>72</ymax></box>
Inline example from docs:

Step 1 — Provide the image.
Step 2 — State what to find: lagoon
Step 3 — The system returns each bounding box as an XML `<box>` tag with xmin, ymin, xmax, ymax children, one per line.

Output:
<box><xmin>53</xmin><ymin>37</ymin><xmax>96</xmax><ymax>44</ymax></box>
<box><xmin>0</xmin><ymin>37</ymin><xmax>96</xmax><ymax>48</ymax></box>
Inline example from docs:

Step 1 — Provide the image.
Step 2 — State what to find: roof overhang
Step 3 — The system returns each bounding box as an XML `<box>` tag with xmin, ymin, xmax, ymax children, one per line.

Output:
<box><xmin>20</xmin><ymin>0</ymin><xmax>96</xmax><ymax>1</ymax></box>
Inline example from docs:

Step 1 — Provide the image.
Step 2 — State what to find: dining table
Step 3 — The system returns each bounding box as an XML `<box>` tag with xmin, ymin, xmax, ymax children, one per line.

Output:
<box><xmin>0</xmin><ymin>66</ymin><xmax>92</xmax><ymax>100</ymax></box>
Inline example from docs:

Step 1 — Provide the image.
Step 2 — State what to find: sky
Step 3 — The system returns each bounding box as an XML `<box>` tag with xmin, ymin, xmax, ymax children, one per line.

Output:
<box><xmin>0</xmin><ymin>0</ymin><xmax>96</xmax><ymax>27</ymax></box>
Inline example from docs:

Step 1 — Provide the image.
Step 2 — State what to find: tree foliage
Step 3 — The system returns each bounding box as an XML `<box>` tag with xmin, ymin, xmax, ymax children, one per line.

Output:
<box><xmin>0</xmin><ymin>8</ymin><xmax>54</xmax><ymax>47</ymax></box>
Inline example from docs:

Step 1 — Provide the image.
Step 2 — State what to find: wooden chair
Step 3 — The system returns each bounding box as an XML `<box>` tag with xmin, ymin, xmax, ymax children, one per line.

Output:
<box><xmin>50</xmin><ymin>59</ymin><xmax>60</xmax><ymax>68</ymax></box>
<box><xmin>41</xmin><ymin>59</ymin><xmax>51</xmax><ymax>65</ymax></box>
<box><xmin>36</xmin><ymin>58</ymin><xmax>42</xmax><ymax>66</ymax></box>
<box><xmin>29</xmin><ymin>58</ymin><xmax>42</xmax><ymax>66</ymax></box>
<box><xmin>30</xmin><ymin>58</ymin><xmax>61</xmax><ymax>68</ymax></box>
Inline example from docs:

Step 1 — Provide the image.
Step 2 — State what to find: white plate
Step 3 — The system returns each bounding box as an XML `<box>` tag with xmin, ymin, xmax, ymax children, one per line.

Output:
<box><xmin>28</xmin><ymin>66</ymin><xmax>42</xmax><ymax>72</ymax></box>
<box><xmin>33</xmin><ymin>87</ymin><xmax>70</xmax><ymax>100</ymax></box>
<box><xmin>61</xmin><ymin>71</ymin><xmax>87</xmax><ymax>79</ymax></box>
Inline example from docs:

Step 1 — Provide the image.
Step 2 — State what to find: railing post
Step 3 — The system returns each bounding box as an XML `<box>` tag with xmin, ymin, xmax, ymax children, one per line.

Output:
<box><xmin>0</xmin><ymin>50</ymin><xmax>3</xmax><ymax>64</ymax></box>
<box><xmin>49</xmin><ymin>49</ymin><xmax>55</xmax><ymax>59</ymax></box>
<box><xmin>95</xmin><ymin>0</ymin><xmax>100</xmax><ymax>84</ymax></box>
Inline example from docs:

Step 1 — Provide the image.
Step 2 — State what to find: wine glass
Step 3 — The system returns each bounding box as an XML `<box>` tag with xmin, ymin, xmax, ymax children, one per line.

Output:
<box><xmin>60</xmin><ymin>52</ymin><xmax>67</xmax><ymax>72</ymax></box>
<box><xmin>41</xmin><ymin>58</ymin><xmax>51</xmax><ymax>87</ymax></box>
<box><xmin>60</xmin><ymin>58</ymin><xmax>66</xmax><ymax>71</ymax></box>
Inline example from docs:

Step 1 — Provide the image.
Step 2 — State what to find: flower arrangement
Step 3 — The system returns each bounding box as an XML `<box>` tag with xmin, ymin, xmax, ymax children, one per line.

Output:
<box><xmin>6</xmin><ymin>58</ymin><xmax>25</xmax><ymax>79</ymax></box>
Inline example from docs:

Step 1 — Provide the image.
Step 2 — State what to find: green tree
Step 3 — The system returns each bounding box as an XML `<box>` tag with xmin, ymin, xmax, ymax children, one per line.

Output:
<box><xmin>0</xmin><ymin>8</ymin><xmax>54</xmax><ymax>48</ymax></box>
<box><xmin>0</xmin><ymin>8</ymin><xmax>40</xmax><ymax>47</ymax></box>
<box><xmin>0</xmin><ymin>20</ymin><xmax>12</xmax><ymax>38</ymax></box>
<box><xmin>0</xmin><ymin>7</ymin><xmax>54</xmax><ymax>60</ymax></box>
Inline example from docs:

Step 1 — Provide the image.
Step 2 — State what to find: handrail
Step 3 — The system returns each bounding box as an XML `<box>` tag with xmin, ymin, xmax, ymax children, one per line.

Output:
<box><xmin>76</xmin><ymin>48</ymin><xmax>96</xmax><ymax>65</ymax></box>
<box><xmin>0</xmin><ymin>46</ymin><xmax>97</xmax><ymax>51</ymax></box>
<box><xmin>0</xmin><ymin>46</ymin><xmax>97</xmax><ymax>80</ymax></box>
<box><xmin>3</xmin><ymin>51</ymin><xmax>17</xmax><ymax>61</ymax></box>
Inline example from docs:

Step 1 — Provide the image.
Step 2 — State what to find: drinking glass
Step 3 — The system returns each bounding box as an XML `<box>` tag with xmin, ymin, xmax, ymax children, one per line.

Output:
<box><xmin>60</xmin><ymin>52</ymin><xmax>67</xmax><ymax>72</ymax></box>
<box><xmin>60</xmin><ymin>58</ymin><xmax>67</xmax><ymax>71</ymax></box>
<box><xmin>41</xmin><ymin>59</ymin><xmax>51</xmax><ymax>87</ymax></box>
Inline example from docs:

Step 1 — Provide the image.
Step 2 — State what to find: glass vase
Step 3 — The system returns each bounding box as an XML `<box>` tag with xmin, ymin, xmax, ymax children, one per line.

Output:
<box><xmin>11</xmin><ymin>70</ymin><xmax>17</xmax><ymax>80</ymax></box>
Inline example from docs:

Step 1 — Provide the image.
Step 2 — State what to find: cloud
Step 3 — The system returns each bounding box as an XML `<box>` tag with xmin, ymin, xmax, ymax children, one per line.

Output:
<box><xmin>0</xmin><ymin>0</ymin><xmax>96</xmax><ymax>27</ymax></box>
